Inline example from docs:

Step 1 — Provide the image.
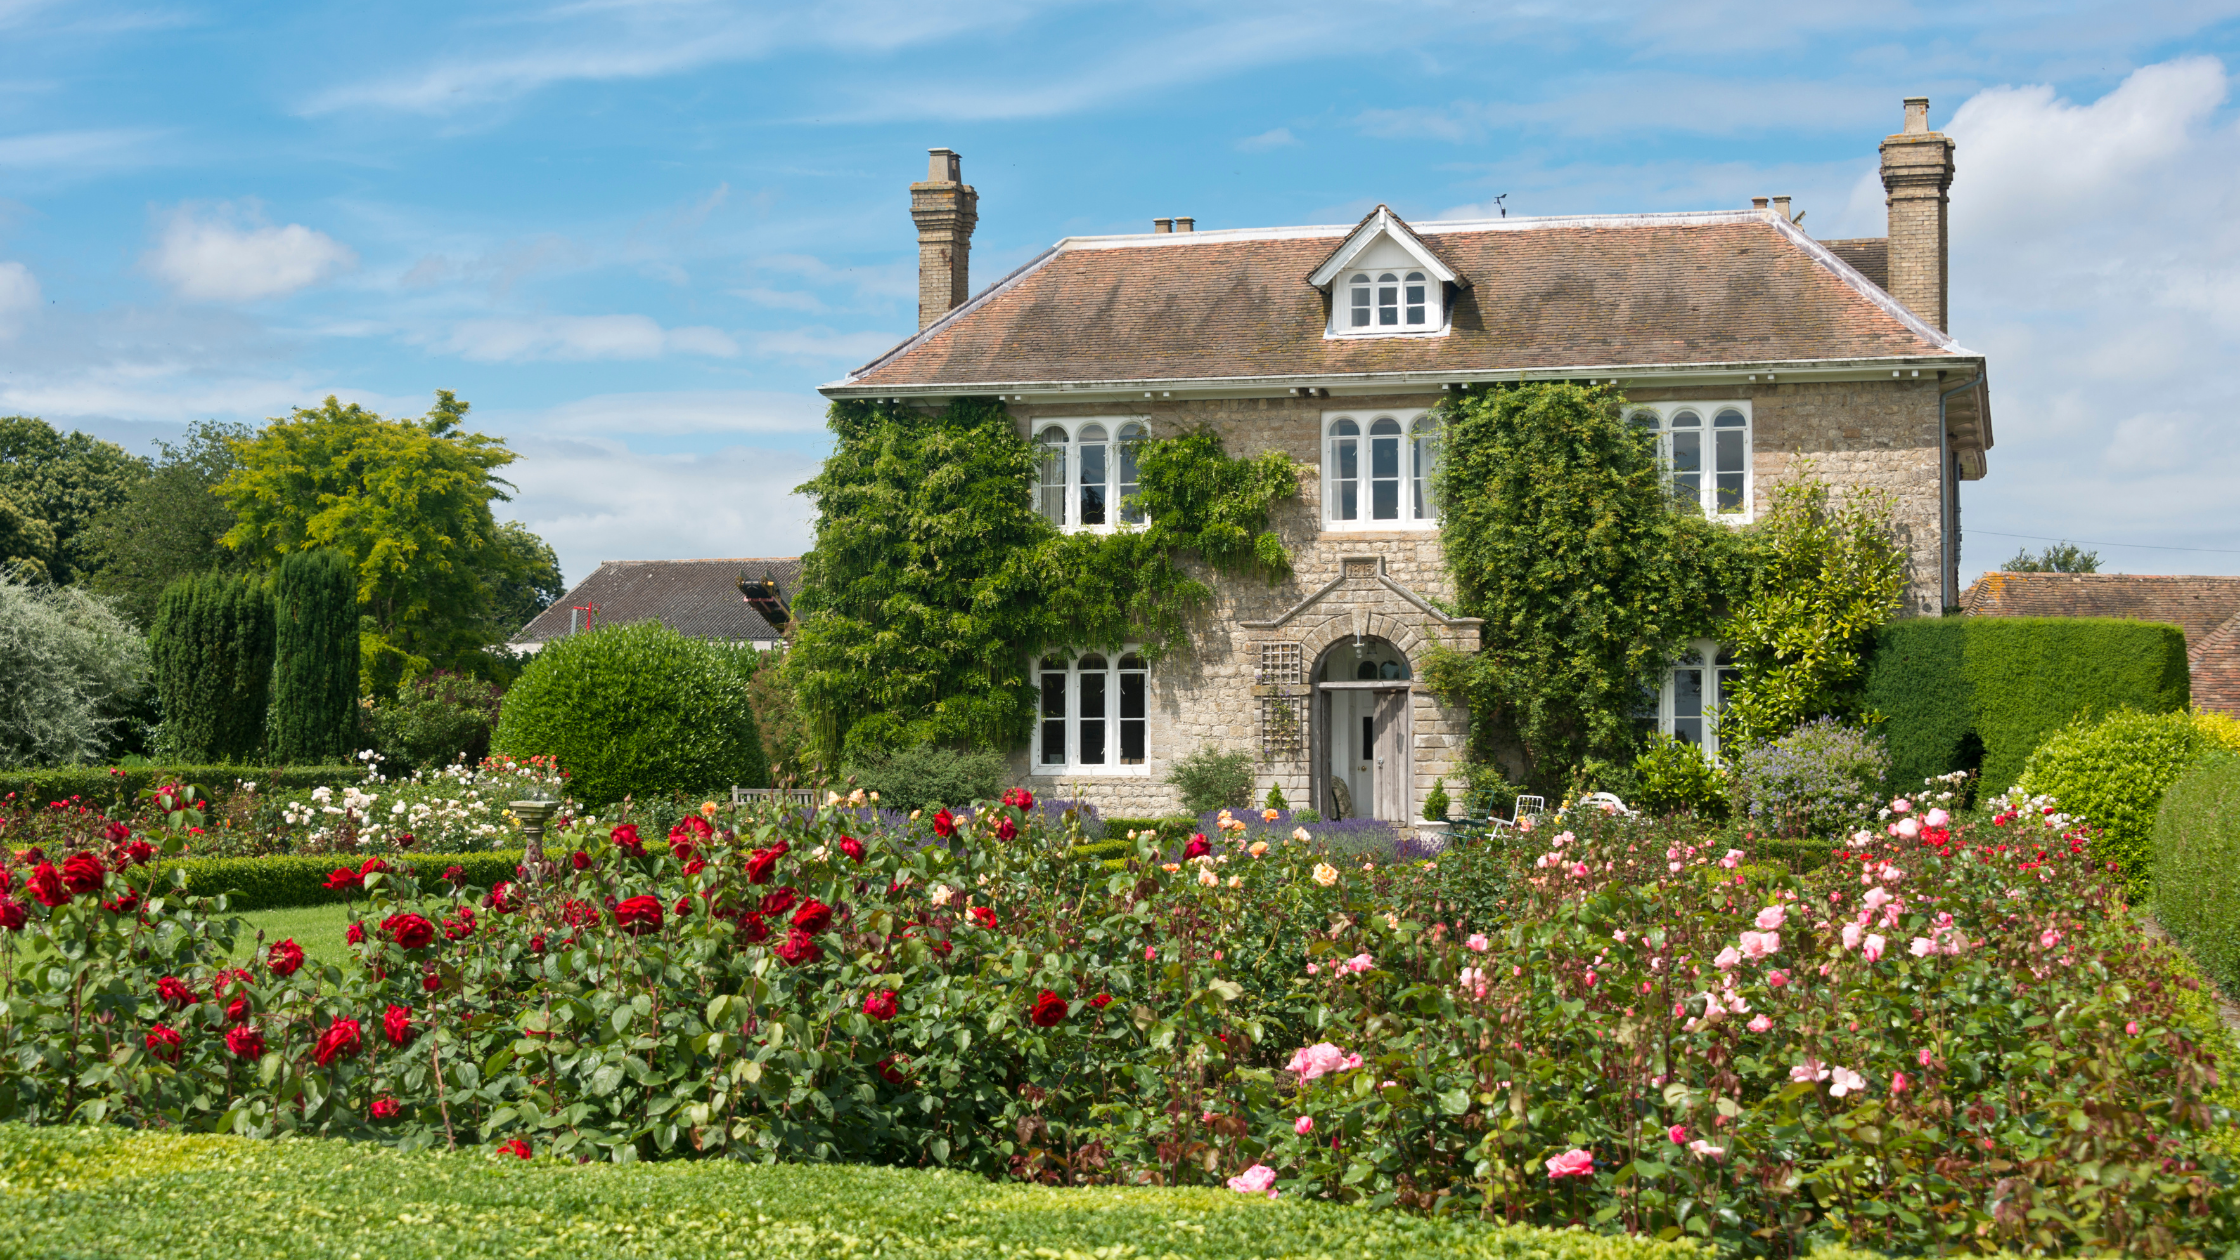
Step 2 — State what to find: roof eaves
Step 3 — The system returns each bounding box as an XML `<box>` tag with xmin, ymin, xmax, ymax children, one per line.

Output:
<box><xmin>828</xmin><ymin>242</ymin><xmax>1064</xmax><ymax>387</ymax></box>
<box><xmin>1766</xmin><ymin>213</ymin><xmax>1963</xmax><ymax>353</ymax></box>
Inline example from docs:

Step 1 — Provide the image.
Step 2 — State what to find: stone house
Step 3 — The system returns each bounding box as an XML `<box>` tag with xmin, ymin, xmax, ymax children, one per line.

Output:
<box><xmin>1961</xmin><ymin>572</ymin><xmax>2240</xmax><ymax>716</ymax></box>
<box><xmin>511</xmin><ymin>558</ymin><xmax>799</xmax><ymax>654</ymax></box>
<box><xmin>818</xmin><ymin>100</ymin><xmax>1996</xmax><ymax>822</ymax></box>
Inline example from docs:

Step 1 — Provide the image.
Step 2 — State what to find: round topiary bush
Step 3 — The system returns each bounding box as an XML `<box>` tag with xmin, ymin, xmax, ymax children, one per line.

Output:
<box><xmin>1631</xmin><ymin>733</ymin><xmax>1727</xmax><ymax>820</ymax></box>
<box><xmin>491</xmin><ymin>621</ymin><xmax>765</xmax><ymax>807</ymax></box>
<box><xmin>2017</xmin><ymin>708</ymin><xmax>2240</xmax><ymax>896</ymax></box>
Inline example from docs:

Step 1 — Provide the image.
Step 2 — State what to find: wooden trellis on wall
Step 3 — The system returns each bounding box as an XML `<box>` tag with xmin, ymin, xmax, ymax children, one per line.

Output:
<box><xmin>1256</xmin><ymin>642</ymin><xmax>1307</xmax><ymax>763</ymax></box>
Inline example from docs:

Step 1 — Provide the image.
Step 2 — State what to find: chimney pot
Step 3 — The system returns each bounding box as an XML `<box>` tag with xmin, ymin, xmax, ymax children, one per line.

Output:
<box><xmin>1174</xmin><ymin>216</ymin><xmax>1194</xmax><ymax>232</ymax></box>
<box><xmin>910</xmin><ymin>148</ymin><xmax>979</xmax><ymax>331</ymax></box>
<box><xmin>1153</xmin><ymin>218</ymin><xmax>1173</xmax><ymax>233</ymax></box>
<box><xmin>1880</xmin><ymin>97</ymin><xmax>1956</xmax><ymax>331</ymax></box>
<box><xmin>1771</xmin><ymin>195</ymin><xmax>1792</xmax><ymax>222</ymax></box>
<box><xmin>1903</xmin><ymin>97</ymin><xmax>1930</xmax><ymax>134</ymax></box>
<box><xmin>1751</xmin><ymin>196</ymin><xmax>1769</xmax><ymax>211</ymax></box>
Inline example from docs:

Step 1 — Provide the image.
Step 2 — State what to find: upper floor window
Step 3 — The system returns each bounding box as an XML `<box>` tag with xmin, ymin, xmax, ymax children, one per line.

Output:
<box><xmin>1324</xmin><ymin>410</ymin><xmax>1439</xmax><ymax>529</ymax></box>
<box><xmin>1339</xmin><ymin>270</ymin><xmax>1440</xmax><ymax>336</ymax></box>
<box><xmin>1629</xmin><ymin>403</ymin><xmax>1753</xmax><ymax>521</ymax></box>
<box><xmin>1035</xmin><ymin>418</ymin><xmax>1148</xmax><ymax>531</ymax></box>
<box><xmin>1036</xmin><ymin>650</ymin><xmax>1148</xmax><ymax>775</ymax></box>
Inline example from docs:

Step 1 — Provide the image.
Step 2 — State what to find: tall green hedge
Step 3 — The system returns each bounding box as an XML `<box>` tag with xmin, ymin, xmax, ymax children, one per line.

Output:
<box><xmin>2153</xmin><ymin>751</ymin><xmax>2240</xmax><ymax>992</ymax></box>
<box><xmin>0</xmin><ymin>764</ymin><xmax>363</xmax><ymax>814</ymax></box>
<box><xmin>269</xmin><ymin>549</ymin><xmax>358</xmax><ymax>764</ymax></box>
<box><xmin>158</xmin><ymin>849</ymin><xmax>523</xmax><ymax>912</ymax></box>
<box><xmin>1863</xmin><ymin>616</ymin><xmax>2190</xmax><ymax>792</ymax></box>
<box><xmin>150</xmin><ymin>571</ymin><xmax>276</xmax><ymax>763</ymax></box>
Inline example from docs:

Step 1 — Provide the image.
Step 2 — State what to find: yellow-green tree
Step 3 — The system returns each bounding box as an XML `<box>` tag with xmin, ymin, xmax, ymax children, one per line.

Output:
<box><xmin>217</xmin><ymin>391</ymin><xmax>546</xmax><ymax>694</ymax></box>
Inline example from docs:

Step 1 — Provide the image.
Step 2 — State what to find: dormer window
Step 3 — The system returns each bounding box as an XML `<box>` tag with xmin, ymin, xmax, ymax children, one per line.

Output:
<box><xmin>1344</xmin><ymin>271</ymin><xmax>1433</xmax><ymax>329</ymax></box>
<box><xmin>1313</xmin><ymin>207</ymin><xmax>1459</xmax><ymax>339</ymax></box>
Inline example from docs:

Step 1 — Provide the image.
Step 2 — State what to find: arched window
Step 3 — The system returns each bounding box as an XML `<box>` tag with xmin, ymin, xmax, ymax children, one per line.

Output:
<box><xmin>1404</xmin><ymin>271</ymin><xmax>1427</xmax><ymax>325</ymax></box>
<box><xmin>1631</xmin><ymin>403</ymin><xmax>1753</xmax><ymax>521</ymax></box>
<box><xmin>1348</xmin><ymin>273</ymin><xmax>1372</xmax><ymax>328</ymax></box>
<box><xmin>1377</xmin><ymin>273</ymin><xmax>1400</xmax><ymax>326</ymax></box>
<box><xmin>1031</xmin><ymin>419</ymin><xmax>1149</xmax><ymax>531</ymax></box>
<box><xmin>1409</xmin><ymin>415</ymin><xmax>1440</xmax><ymax>519</ymax></box>
<box><xmin>1369</xmin><ymin>417</ymin><xmax>1402</xmax><ymax>519</ymax></box>
<box><xmin>1654</xmin><ymin>641</ymin><xmax>1738</xmax><ymax>757</ymax></box>
<box><xmin>1035</xmin><ymin>649</ymin><xmax>1150</xmax><ymax>774</ymax></box>
<box><xmin>1327</xmin><ymin>418</ymin><xmax>1360</xmax><ymax>521</ymax></box>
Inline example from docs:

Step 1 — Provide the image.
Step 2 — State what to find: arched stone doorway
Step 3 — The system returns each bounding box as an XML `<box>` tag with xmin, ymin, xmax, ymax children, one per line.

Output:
<box><xmin>1310</xmin><ymin>636</ymin><xmax>1413</xmax><ymax>821</ymax></box>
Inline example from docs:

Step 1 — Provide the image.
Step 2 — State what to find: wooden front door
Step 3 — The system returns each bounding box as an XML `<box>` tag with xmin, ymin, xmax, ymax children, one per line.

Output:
<box><xmin>1373</xmin><ymin>688</ymin><xmax>1410</xmax><ymax>822</ymax></box>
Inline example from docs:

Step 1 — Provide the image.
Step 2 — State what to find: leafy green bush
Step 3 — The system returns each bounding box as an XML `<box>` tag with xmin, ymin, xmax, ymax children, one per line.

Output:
<box><xmin>362</xmin><ymin>671</ymin><xmax>502</xmax><ymax>769</ymax></box>
<box><xmin>491</xmin><ymin>620</ymin><xmax>765</xmax><ymax>806</ymax></box>
<box><xmin>0</xmin><ymin>763</ymin><xmax>363</xmax><ymax>814</ymax></box>
<box><xmin>1726</xmin><ymin>718</ymin><xmax>1889</xmax><ymax>841</ymax></box>
<box><xmin>2155</xmin><ymin>750</ymin><xmax>2240</xmax><ymax>992</ymax></box>
<box><xmin>159</xmin><ymin>849</ymin><xmax>523</xmax><ymax>911</ymax></box>
<box><xmin>0</xmin><ymin>573</ymin><xmax>149</xmax><ymax>768</ymax></box>
<box><xmin>0</xmin><ymin>1127</ymin><xmax>1700</xmax><ymax>1260</ymax></box>
<box><xmin>1264</xmin><ymin>780</ymin><xmax>1288</xmax><ymax>810</ymax></box>
<box><xmin>1166</xmin><ymin>745</ymin><xmax>1254</xmax><ymax>813</ymax></box>
<box><xmin>1421</xmin><ymin>777</ymin><xmax>1450</xmax><ymax>821</ymax></box>
<box><xmin>842</xmin><ymin>744</ymin><xmax>1005</xmax><ymax>814</ymax></box>
<box><xmin>1630</xmin><ymin>734</ymin><xmax>1726</xmax><ymax>820</ymax></box>
<box><xmin>2019</xmin><ymin>709</ymin><xmax>2229</xmax><ymax>896</ymax></box>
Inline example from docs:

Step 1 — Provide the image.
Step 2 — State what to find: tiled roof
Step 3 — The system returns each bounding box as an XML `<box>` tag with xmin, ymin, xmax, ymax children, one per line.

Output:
<box><xmin>1960</xmin><ymin>572</ymin><xmax>2240</xmax><ymax>716</ymax></box>
<box><xmin>1819</xmin><ymin>238</ymin><xmax>1888</xmax><ymax>291</ymax></box>
<box><xmin>512</xmin><ymin>558</ymin><xmax>800</xmax><ymax>645</ymax></box>
<box><xmin>834</xmin><ymin>210</ymin><xmax>1967</xmax><ymax>392</ymax></box>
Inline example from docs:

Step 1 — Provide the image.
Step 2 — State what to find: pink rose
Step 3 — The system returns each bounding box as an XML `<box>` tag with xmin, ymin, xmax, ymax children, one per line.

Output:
<box><xmin>1767</xmin><ymin>969</ymin><xmax>1790</xmax><ymax>988</ymax></box>
<box><xmin>1754</xmin><ymin>905</ymin><xmax>1786</xmax><ymax>931</ymax></box>
<box><xmin>1891</xmin><ymin>1071</ymin><xmax>1910</xmax><ymax>1093</ymax></box>
<box><xmin>1667</xmin><ymin>1124</ymin><xmax>1687</xmax><ymax>1144</ymax></box>
<box><xmin>1747</xmin><ymin>1014</ymin><xmax>1773</xmax><ymax>1032</ymax></box>
<box><xmin>1226</xmin><ymin>1164</ymin><xmax>1278</xmax><ymax>1197</ymax></box>
<box><xmin>2039</xmin><ymin>928</ymin><xmax>2061</xmax><ymax>949</ymax></box>
<box><xmin>1909</xmin><ymin>937</ymin><xmax>1935</xmax><ymax>958</ymax></box>
<box><xmin>1713</xmin><ymin>946</ymin><xmax>1742</xmax><ymax>970</ymax></box>
<box><xmin>1789</xmin><ymin>1059</ymin><xmax>1831</xmax><ymax>1084</ymax></box>
<box><xmin>1464</xmin><ymin>933</ymin><xmax>1489</xmax><ymax>953</ymax></box>
<box><xmin>1924</xmin><ymin>807</ymin><xmax>1950</xmax><ymax>827</ymax></box>
<box><xmin>1340</xmin><ymin>953</ymin><xmax>1374</xmax><ymax>975</ymax></box>
<box><xmin>1738</xmin><ymin>930</ymin><xmax>1779</xmax><ymax>961</ymax></box>
<box><xmin>1896</xmin><ymin>817</ymin><xmax>1921</xmax><ymax>839</ymax></box>
<box><xmin>1545</xmin><ymin>1148</ymin><xmax>1594</xmax><ymax>1179</ymax></box>
<box><xmin>1841</xmin><ymin>922</ymin><xmax>1864</xmax><ymax>951</ymax></box>
<box><xmin>1285</xmin><ymin>1042</ymin><xmax>1362</xmax><ymax>1081</ymax></box>
<box><xmin>1719</xmin><ymin>849</ymin><xmax>1743</xmax><ymax>869</ymax></box>
<box><xmin>1891</xmin><ymin>799</ymin><xmax>1912</xmax><ymax>814</ymax></box>
<box><xmin>2126</xmin><ymin>1020</ymin><xmax>2141</xmax><ymax>1036</ymax></box>
<box><xmin>1862</xmin><ymin>934</ymin><xmax>1886</xmax><ymax>963</ymax></box>
<box><xmin>1294</xmin><ymin>1115</ymin><xmax>1314</xmax><ymax>1136</ymax></box>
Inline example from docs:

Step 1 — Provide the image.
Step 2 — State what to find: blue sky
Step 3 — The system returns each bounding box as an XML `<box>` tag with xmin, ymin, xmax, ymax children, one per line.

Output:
<box><xmin>5</xmin><ymin>0</ymin><xmax>2240</xmax><ymax>588</ymax></box>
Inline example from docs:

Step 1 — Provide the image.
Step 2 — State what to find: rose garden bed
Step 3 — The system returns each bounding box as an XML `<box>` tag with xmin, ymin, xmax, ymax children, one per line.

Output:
<box><xmin>0</xmin><ymin>787</ymin><xmax>2234</xmax><ymax>1255</ymax></box>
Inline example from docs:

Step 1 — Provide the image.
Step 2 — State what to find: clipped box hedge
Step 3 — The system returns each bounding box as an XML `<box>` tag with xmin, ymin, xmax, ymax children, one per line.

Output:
<box><xmin>0</xmin><ymin>763</ymin><xmax>365</xmax><ymax>814</ymax></box>
<box><xmin>1863</xmin><ymin>615</ymin><xmax>2190</xmax><ymax>793</ymax></box>
<box><xmin>0</xmin><ymin>1125</ymin><xmax>1717</xmax><ymax>1260</ymax></box>
<box><xmin>158</xmin><ymin>849</ymin><xmax>524</xmax><ymax>912</ymax></box>
<box><xmin>2154</xmin><ymin>751</ymin><xmax>2240</xmax><ymax>993</ymax></box>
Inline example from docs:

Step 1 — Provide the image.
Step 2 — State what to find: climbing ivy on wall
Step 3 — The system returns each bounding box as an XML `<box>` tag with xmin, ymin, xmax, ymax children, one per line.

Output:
<box><xmin>784</xmin><ymin>398</ymin><xmax>1300</xmax><ymax>767</ymax></box>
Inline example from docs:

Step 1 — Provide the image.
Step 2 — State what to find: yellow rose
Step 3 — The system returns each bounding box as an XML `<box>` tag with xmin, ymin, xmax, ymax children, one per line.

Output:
<box><xmin>1312</xmin><ymin>863</ymin><xmax>1339</xmax><ymax>887</ymax></box>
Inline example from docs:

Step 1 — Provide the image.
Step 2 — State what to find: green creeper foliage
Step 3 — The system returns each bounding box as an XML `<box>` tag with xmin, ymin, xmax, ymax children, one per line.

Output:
<box><xmin>269</xmin><ymin>549</ymin><xmax>358</xmax><ymax>764</ymax></box>
<box><xmin>2154</xmin><ymin>750</ymin><xmax>2240</xmax><ymax>993</ymax></box>
<box><xmin>2016</xmin><ymin>709</ymin><xmax>2231</xmax><ymax>896</ymax></box>
<box><xmin>492</xmin><ymin>619</ymin><xmax>765</xmax><ymax>806</ymax></box>
<box><xmin>0</xmin><ymin>415</ymin><xmax>150</xmax><ymax>585</ymax></box>
<box><xmin>150</xmin><ymin>571</ymin><xmax>275</xmax><ymax>763</ymax></box>
<box><xmin>1425</xmin><ymin>384</ymin><xmax>1740</xmax><ymax>791</ymax></box>
<box><xmin>1714</xmin><ymin>474</ymin><xmax>1906</xmax><ymax>753</ymax></box>
<box><xmin>1863</xmin><ymin>616</ymin><xmax>2192</xmax><ymax>794</ymax></box>
<box><xmin>786</xmin><ymin>398</ymin><xmax>1300</xmax><ymax>764</ymax></box>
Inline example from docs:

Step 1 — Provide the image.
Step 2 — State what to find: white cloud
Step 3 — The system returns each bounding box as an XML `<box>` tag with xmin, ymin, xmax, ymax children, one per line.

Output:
<box><xmin>0</xmin><ymin>261</ymin><xmax>39</xmax><ymax>336</ymax></box>
<box><xmin>436</xmin><ymin>314</ymin><xmax>740</xmax><ymax>362</ymax></box>
<box><xmin>145</xmin><ymin>203</ymin><xmax>357</xmax><ymax>302</ymax></box>
<box><xmin>1235</xmin><ymin>127</ymin><xmax>1301</xmax><ymax>152</ymax></box>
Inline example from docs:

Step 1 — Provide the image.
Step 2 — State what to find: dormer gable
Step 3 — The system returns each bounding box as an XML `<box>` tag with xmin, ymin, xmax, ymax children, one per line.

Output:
<box><xmin>1306</xmin><ymin>206</ymin><xmax>1467</xmax><ymax>338</ymax></box>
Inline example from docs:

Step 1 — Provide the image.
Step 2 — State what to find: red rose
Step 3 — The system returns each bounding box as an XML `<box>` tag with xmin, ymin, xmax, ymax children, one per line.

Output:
<box><xmin>156</xmin><ymin>976</ymin><xmax>196</xmax><ymax>1009</ymax></box>
<box><xmin>968</xmin><ymin>906</ymin><xmax>998</xmax><ymax>930</ymax></box>
<box><xmin>569</xmin><ymin>849</ymin><xmax>591</xmax><ymax>871</ymax></box>
<box><xmin>443</xmin><ymin>864</ymin><xmax>465</xmax><ymax>884</ymax></box>
<box><xmin>839</xmin><ymin>836</ymin><xmax>864</xmax><ymax>864</ymax></box>
<box><xmin>774</xmin><ymin>928</ymin><xmax>822</xmax><ymax>967</ymax></box>
<box><xmin>996</xmin><ymin>817</ymin><xmax>1017</xmax><ymax>841</ymax></box>
<box><xmin>346</xmin><ymin>921</ymin><xmax>365</xmax><ymax>945</ymax></box>
<box><xmin>863</xmin><ymin>989</ymin><xmax>899</xmax><ymax>1021</ymax></box>
<box><xmin>759</xmin><ymin>886</ymin><xmax>797</xmax><ymax>918</ymax></box>
<box><xmin>443</xmin><ymin>907</ymin><xmax>476</xmax><ymax>940</ymax></box>
<box><xmin>383</xmin><ymin>913</ymin><xmax>437</xmax><ymax>950</ymax></box>
<box><xmin>27</xmin><ymin>863</ymin><xmax>63</xmax><ymax>907</ymax></box>
<box><xmin>145</xmin><ymin>1024</ymin><xmax>183</xmax><ymax>1062</ymax></box>
<box><xmin>123</xmin><ymin>840</ymin><xmax>155</xmax><ymax>866</ymax></box>
<box><xmin>395</xmin><ymin>833</ymin><xmax>415</xmax><ymax>850</ymax></box>
<box><xmin>311</xmin><ymin>1017</ymin><xmax>362</xmax><ymax>1066</ymax></box>
<box><xmin>673</xmin><ymin>895</ymin><xmax>694</xmax><ymax>917</ymax></box>
<box><xmin>1003</xmin><ymin>787</ymin><xmax>1034</xmax><ymax>811</ymax></box>
<box><xmin>212</xmin><ymin>967</ymin><xmax>248</xmax><ymax>998</ymax></box>
<box><xmin>102</xmin><ymin>891</ymin><xmax>140</xmax><ymax>914</ymax></box>
<box><xmin>1090</xmin><ymin>993</ymin><xmax>1113</xmax><ymax>1009</ymax></box>
<box><xmin>359</xmin><ymin>856</ymin><xmax>390</xmax><ymax>877</ymax></box>
<box><xmin>791</xmin><ymin>899</ymin><xmax>833</xmax><ymax>934</ymax></box>
<box><xmin>745</xmin><ymin>847</ymin><xmax>781</xmax><ymax>885</ymax></box>
<box><xmin>104</xmin><ymin>819</ymin><xmax>132</xmax><ymax>844</ymax></box>
<box><xmin>497</xmin><ymin>1137</ymin><xmax>532</xmax><ymax>1160</ymax></box>
<box><xmin>876</xmin><ymin>1054</ymin><xmax>908</xmax><ymax>1084</ymax></box>
<box><xmin>1029</xmin><ymin>990</ymin><xmax>1068</xmax><ymax>1027</ymax></box>
<box><xmin>225</xmin><ymin>994</ymin><xmax>249</xmax><ymax>1023</ymax></box>
<box><xmin>932</xmin><ymin>809</ymin><xmax>956</xmax><ymax>839</ymax></box>
<box><xmin>561</xmin><ymin>899</ymin><xmax>601</xmax><ymax>929</ymax></box>
<box><xmin>483</xmin><ymin>882</ymin><xmax>521</xmax><ymax>913</ymax></box>
<box><xmin>383</xmin><ymin>1004</ymin><xmax>414</xmax><ymax>1048</ymax></box>
<box><xmin>224</xmin><ymin>1025</ymin><xmax>264</xmax><ymax>1059</ymax></box>
<box><xmin>421</xmin><ymin>970</ymin><xmax>442</xmax><ymax>993</ymax></box>
<box><xmin>0</xmin><ymin>899</ymin><xmax>26</xmax><ymax>932</ymax></box>
<box><xmin>735</xmin><ymin>911</ymin><xmax>771</xmax><ymax>943</ymax></box>
<box><xmin>372</xmin><ymin>1097</ymin><xmax>401</xmax><ymax>1120</ymax></box>
<box><xmin>267</xmin><ymin>939</ymin><xmax>305</xmax><ymax>977</ymax></box>
<box><xmin>324</xmin><ymin>868</ymin><xmax>363</xmax><ymax>892</ymax></box>
<box><xmin>610</xmin><ymin>824</ymin><xmax>646</xmax><ymax>858</ymax></box>
<box><xmin>1182</xmin><ymin>834</ymin><xmax>1211</xmax><ymax>860</ymax></box>
<box><xmin>528</xmin><ymin>933</ymin><xmax>547</xmax><ymax>953</ymax></box>
<box><xmin>60</xmin><ymin>853</ymin><xmax>104</xmax><ymax>895</ymax></box>
<box><xmin>682</xmin><ymin>857</ymin><xmax>706</xmax><ymax>876</ymax></box>
<box><xmin>614</xmin><ymin>895</ymin><xmax>664</xmax><ymax>936</ymax></box>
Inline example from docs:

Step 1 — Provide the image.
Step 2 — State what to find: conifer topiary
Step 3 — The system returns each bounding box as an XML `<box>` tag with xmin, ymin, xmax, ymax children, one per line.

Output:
<box><xmin>151</xmin><ymin>571</ymin><xmax>274</xmax><ymax>762</ymax></box>
<box><xmin>269</xmin><ymin>549</ymin><xmax>358</xmax><ymax>764</ymax></box>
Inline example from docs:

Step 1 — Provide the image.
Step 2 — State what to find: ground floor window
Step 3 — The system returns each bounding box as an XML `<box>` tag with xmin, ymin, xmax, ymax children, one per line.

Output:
<box><xmin>1036</xmin><ymin>650</ymin><xmax>1148</xmax><ymax>774</ymax></box>
<box><xmin>1647</xmin><ymin>639</ymin><xmax>1738</xmax><ymax>757</ymax></box>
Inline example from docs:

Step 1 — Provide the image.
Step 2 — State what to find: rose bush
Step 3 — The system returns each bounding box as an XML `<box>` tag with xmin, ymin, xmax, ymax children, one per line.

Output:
<box><xmin>0</xmin><ymin>778</ymin><xmax>2231</xmax><ymax>1254</ymax></box>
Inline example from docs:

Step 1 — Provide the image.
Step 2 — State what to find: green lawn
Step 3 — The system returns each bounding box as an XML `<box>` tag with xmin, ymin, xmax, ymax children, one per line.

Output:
<box><xmin>0</xmin><ymin>1126</ymin><xmax>1733</xmax><ymax>1260</ymax></box>
<box><xmin>224</xmin><ymin>902</ymin><xmax>354</xmax><ymax>965</ymax></box>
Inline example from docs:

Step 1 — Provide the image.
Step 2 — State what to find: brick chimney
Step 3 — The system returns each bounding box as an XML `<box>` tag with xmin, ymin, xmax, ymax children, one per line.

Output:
<box><xmin>1880</xmin><ymin>97</ymin><xmax>1956</xmax><ymax>331</ymax></box>
<box><xmin>910</xmin><ymin>148</ymin><xmax>978</xmax><ymax>331</ymax></box>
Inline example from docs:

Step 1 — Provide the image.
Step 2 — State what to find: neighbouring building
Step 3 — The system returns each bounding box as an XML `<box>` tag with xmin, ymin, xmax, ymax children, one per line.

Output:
<box><xmin>819</xmin><ymin>98</ymin><xmax>1996</xmax><ymax>823</ymax></box>
<box><xmin>1961</xmin><ymin>572</ymin><xmax>2240</xmax><ymax>716</ymax></box>
<box><xmin>511</xmin><ymin>558</ymin><xmax>799</xmax><ymax>654</ymax></box>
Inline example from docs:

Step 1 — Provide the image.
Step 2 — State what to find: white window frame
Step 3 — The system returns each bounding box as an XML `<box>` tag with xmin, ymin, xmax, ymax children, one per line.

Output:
<box><xmin>1333</xmin><ymin>268</ymin><xmax>1444</xmax><ymax>338</ymax></box>
<box><xmin>1033</xmin><ymin>417</ymin><xmax>1149</xmax><ymax>533</ymax></box>
<box><xmin>1628</xmin><ymin>401</ymin><xmax>1754</xmax><ymax>523</ymax></box>
<box><xmin>1653</xmin><ymin>639</ymin><xmax>1739</xmax><ymax>759</ymax></box>
<box><xmin>1322</xmin><ymin>408</ymin><xmax>1440</xmax><ymax>531</ymax></box>
<box><xmin>1033</xmin><ymin>649</ymin><xmax>1150</xmax><ymax>777</ymax></box>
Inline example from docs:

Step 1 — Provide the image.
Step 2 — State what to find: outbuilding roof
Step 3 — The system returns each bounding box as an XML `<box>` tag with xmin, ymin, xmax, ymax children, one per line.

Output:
<box><xmin>512</xmin><ymin>557</ymin><xmax>800</xmax><ymax>647</ymax></box>
<box><xmin>1961</xmin><ymin>571</ymin><xmax>2240</xmax><ymax>716</ymax></box>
